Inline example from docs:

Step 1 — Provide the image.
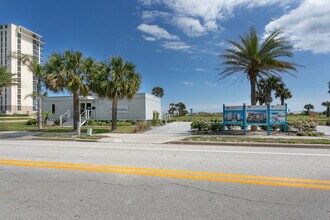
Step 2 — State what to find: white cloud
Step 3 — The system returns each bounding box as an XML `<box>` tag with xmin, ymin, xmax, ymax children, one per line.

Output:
<box><xmin>137</xmin><ymin>24</ymin><xmax>179</xmax><ymax>41</ymax></box>
<box><xmin>174</xmin><ymin>16</ymin><xmax>207</xmax><ymax>37</ymax></box>
<box><xmin>205</xmin><ymin>81</ymin><xmax>217</xmax><ymax>87</ymax></box>
<box><xmin>183</xmin><ymin>81</ymin><xmax>195</xmax><ymax>85</ymax></box>
<box><xmin>141</xmin><ymin>10</ymin><xmax>170</xmax><ymax>23</ymax></box>
<box><xmin>142</xmin><ymin>35</ymin><xmax>157</xmax><ymax>41</ymax></box>
<box><xmin>195</xmin><ymin>68</ymin><xmax>206</xmax><ymax>72</ymax></box>
<box><xmin>162</xmin><ymin>41</ymin><xmax>191</xmax><ymax>50</ymax></box>
<box><xmin>265</xmin><ymin>0</ymin><xmax>330</xmax><ymax>54</ymax></box>
<box><xmin>139</xmin><ymin>0</ymin><xmax>295</xmax><ymax>37</ymax></box>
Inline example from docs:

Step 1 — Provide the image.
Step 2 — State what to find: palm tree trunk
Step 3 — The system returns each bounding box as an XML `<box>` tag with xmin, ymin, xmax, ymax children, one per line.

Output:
<box><xmin>250</xmin><ymin>76</ymin><xmax>257</xmax><ymax>131</ymax></box>
<box><xmin>250</xmin><ymin>77</ymin><xmax>257</xmax><ymax>105</ymax></box>
<box><xmin>73</xmin><ymin>91</ymin><xmax>79</xmax><ymax>131</ymax></box>
<box><xmin>266</xmin><ymin>90</ymin><xmax>272</xmax><ymax>104</ymax></box>
<box><xmin>37</xmin><ymin>79</ymin><xmax>42</xmax><ymax>130</ymax></box>
<box><xmin>112</xmin><ymin>97</ymin><xmax>118</xmax><ymax>131</ymax></box>
<box><xmin>327</xmin><ymin>106</ymin><xmax>330</xmax><ymax>118</ymax></box>
<box><xmin>281</xmin><ymin>96</ymin><xmax>285</xmax><ymax>105</ymax></box>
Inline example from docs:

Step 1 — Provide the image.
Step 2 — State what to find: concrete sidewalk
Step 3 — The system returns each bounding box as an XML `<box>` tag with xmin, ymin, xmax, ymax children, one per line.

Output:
<box><xmin>100</xmin><ymin>122</ymin><xmax>191</xmax><ymax>144</ymax></box>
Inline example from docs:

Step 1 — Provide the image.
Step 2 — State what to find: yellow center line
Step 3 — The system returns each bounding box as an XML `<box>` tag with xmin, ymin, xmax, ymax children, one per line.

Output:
<box><xmin>0</xmin><ymin>158</ymin><xmax>329</xmax><ymax>190</ymax></box>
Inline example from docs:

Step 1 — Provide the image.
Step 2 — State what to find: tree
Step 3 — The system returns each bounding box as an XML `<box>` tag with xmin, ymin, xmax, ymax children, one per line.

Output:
<box><xmin>258</xmin><ymin>76</ymin><xmax>282</xmax><ymax>104</ymax></box>
<box><xmin>321</xmin><ymin>101</ymin><xmax>330</xmax><ymax>118</ymax></box>
<box><xmin>0</xmin><ymin>66</ymin><xmax>17</xmax><ymax>96</ymax></box>
<box><xmin>90</xmin><ymin>56</ymin><xmax>141</xmax><ymax>131</ymax></box>
<box><xmin>44</xmin><ymin>50</ymin><xmax>94</xmax><ymax>130</ymax></box>
<box><xmin>218</xmin><ymin>26</ymin><xmax>299</xmax><ymax>106</ymax></box>
<box><xmin>304</xmin><ymin>104</ymin><xmax>314</xmax><ymax>115</ymax></box>
<box><xmin>152</xmin><ymin>86</ymin><xmax>164</xmax><ymax>98</ymax></box>
<box><xmin>175</xmin><ymin>102</ymin><xmax>186</xmax><ymax>116</ymax></box>
<box><xmin>168</xmin><ymin>103</ymin><xmax>176</xmax><ymax>114</ymax></box>
<box><xmin>275</xmin><ymin>84</ymin><xmax>292</xmax><ymax>105</ymax></box>
<box><xmin>17</xmin><ymin>54</ymin><xmax>45</xmax><ymax>130</ymax></box>
<box><xmin>328</xmin><ymin>81</ymin><xmax>330</xmax><ymax>94</ymax></box>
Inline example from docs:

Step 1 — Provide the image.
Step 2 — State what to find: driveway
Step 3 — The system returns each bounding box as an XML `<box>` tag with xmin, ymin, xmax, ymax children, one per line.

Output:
<box><xmin>101</xmin><ymin>122</ymin><xmax>191</xmax><ymax>144</ymax></box>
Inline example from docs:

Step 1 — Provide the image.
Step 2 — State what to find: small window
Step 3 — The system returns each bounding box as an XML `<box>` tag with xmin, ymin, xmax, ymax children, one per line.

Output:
<box><xmin>52</xmin><ymin>104</ymin><xmax>55</xmax><ymax>114</ymax></box>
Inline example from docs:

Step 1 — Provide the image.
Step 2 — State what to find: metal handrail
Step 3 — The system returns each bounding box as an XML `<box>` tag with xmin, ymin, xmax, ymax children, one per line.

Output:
<box><xmin>59</xmin><ymin>110</ymin><xmax>71</xmax><ymax>126</ymax></box>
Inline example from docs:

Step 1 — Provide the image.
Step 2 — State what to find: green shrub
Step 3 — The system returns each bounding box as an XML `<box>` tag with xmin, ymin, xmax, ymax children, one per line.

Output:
<box><xmin>26</xmin><ymin>119</ymin><xmax>37</xmax><ymax>125</ymax></box>
<box><xmin>209</xmin><ymin>119</ymin><xmax>222</xmax><ymax>132</ymax></box>
<box><xmin>191</xmin><ymin>120</ymin><xmax>208</xmax><ymax>131</ymax></box>
<box><xmin>133</xmin><ymin>121</ymin><xmax>151</xmax><ymax>133</ymax></box>
<box><xmin>326</xmin><ymin>119</ymin><xmax>330</xmax><ymax>126</ymax></box>
<box><xmin>117</xmin><ymin>121</ymin><xmax>133</xmax><ymax>126</ymax></box>
<box><xmin>297</xmin><ymin>131</ymin><xmax>324</xmax><ymax>137</ymax></box>
<box><xmin>54</xmin><ymin>118</ymin><xmax>60</xmax><ymax>125</ymax></box>
<box><xmin>191</xmin><ymin>119</ymin><xmax>222</xmax><ymax>132</ymax></box>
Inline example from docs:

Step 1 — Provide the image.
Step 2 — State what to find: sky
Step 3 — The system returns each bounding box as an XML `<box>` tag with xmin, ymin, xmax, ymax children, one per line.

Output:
<box><xmin>0</xmin><ymin>0</ymin><xmax>329</xmax><ymax>113</ymax></box>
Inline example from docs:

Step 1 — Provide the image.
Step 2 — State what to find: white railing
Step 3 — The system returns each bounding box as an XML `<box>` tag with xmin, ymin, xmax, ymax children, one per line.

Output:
<box><xmin>79</xmin><ymin>110</ymin><xmax>95</xmax><ymax>126</ymax></box>
<box><xmin>162</xmin><ymin>114</ymin><xmax>173</xmax><ymax>122</ymax></box>
<box><xmin>59</xmin><ymin>110</ymin><xmax>71</xmax><ymax>126</ymax></box>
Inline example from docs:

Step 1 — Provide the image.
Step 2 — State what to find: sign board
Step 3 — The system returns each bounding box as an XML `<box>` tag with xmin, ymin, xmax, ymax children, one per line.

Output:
<box><xmin>246</xmin><ymin>110</ymin><xmax>267</xmax><ymax>124</ymax></box>
<box><xmin>223</xmin><ymin>104</ymin><xmax>287</xmax><ymax>135</ymax></box>
<box><xmin>270</xmin><ymin>111</ymin><xmax>285</xmax><ymax>124</ymax></box>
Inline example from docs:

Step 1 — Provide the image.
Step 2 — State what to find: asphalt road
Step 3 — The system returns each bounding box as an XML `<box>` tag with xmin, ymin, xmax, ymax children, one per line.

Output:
<box><xmin>0</xmin><ymin>140</ymin><xmax>329</xmax><ymax>219</ymax></box>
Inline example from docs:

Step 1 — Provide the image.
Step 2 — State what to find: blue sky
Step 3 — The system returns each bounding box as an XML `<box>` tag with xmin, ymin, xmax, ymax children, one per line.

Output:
<box><xmin>1</xmin><ymin>0</ymin><xmax>329</xmax><ymax>113</ymax></box>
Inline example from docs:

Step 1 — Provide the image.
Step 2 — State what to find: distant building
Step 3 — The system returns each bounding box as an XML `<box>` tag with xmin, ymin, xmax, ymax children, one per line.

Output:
<box><xmin>42</xmin><ymin>93</ymin><xmax>161</xmax><ymax>126</ymax></box>
<box><xmin>0</xmin><ymin>23</ymin><xmax>44</xmax><ymax>114</ymax></box>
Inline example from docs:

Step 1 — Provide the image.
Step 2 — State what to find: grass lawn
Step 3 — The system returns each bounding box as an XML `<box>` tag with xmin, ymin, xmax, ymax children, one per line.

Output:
<box><xmin>184</xmin><ymin>136</ymin><xmax>330</xmax><ymax>145</ymax></box>
<box><xmin>0</xmin><ymin>117</ymin><xmax>30</xmax><ymax>121</ymax></box>
<box><xmin>174</xmin><ymin>113</ymin><xmax>222</xmax><ymax>122</ymax></box>
<box><xmin>36</xmin><ymin>133</ymin><xmax>106</xmax><ymax>140</ymax></box>
<box><xmin>0</xmin><ymin>121</ymin><xmax>135</xmax><ymax>134</ymax></box>
<box><xmin>0</xmin><ymin>122</ymin><xmax>37</xmax><ymax>131</ymax></box>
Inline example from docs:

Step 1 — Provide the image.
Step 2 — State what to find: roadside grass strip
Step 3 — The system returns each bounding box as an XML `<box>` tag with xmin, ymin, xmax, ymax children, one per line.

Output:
<box><xmin>0</xmin><ymin>158</ymin><xmax>329</xmax><ymax>190</ymax></box>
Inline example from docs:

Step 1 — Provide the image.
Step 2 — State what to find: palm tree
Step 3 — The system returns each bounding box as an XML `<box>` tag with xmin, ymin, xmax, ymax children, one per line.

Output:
<box><xmin>44</xmin><ymin>50</ymin><xmax>94</xmax><ymax>130</ymax></box>
<box><xmin>0</xmin><ymin>66</ymin><xmax>17</xmax><ymax>96</ymax></box>
<box><xmin>90</xmin><ymin>56</ymin><xmax>141</xmax><ymax>131</ymax></box>
<box><xmin>152</xmin><ymin>86</ymin><xmax>164</xmax><ymax>98</ymax></box>
<box><xmin>16</xmin><ymin>54</ymin><xmax>45</xmax><ymax>130</ymax></box>
<box><xmin>275</xmin><ymin>84</ymin><xmax>292</xmax><ymax>105</ymax></box>
<box><xmin>258</xmin><ymin>76</ymin><xmax>281</xmax><ymax>104</ymax></box>
<box><xmin>175</xmin><ymin>102</ymin><xmax>186</xmax><ymax>116</ymax></box>
<box><xmin>218</xmin><ymin>25</ymin><xmax>299</xmax><ymax>106</ymax></box>
<box><xmin>321</xmin><ymin>101</ymin><xmax>330</xmax><ymax>118</ymax></box>
<box><xmin>304</xmin><ymin>104</ymin><xmax>314</xmax><ymax>115</ymax></box>
<box><xmin>168</xmin><ymin>103</ymin><xmax>175</xmax><ymax>114</ymax></box>
<box><xmin>256</xmin><ymin>90</ymin><xmax>266</xmax><ymax>105</ymax></box>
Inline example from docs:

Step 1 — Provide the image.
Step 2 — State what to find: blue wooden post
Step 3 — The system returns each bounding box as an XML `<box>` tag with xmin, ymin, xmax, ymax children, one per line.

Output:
<box><xmin>222</xmin><ymin>104</ymin><xmax>225</xmax><ymax>133</ymax></box>
<box><xmin>243</xmin><ymin>103</ymin><xmax>246</xmax><ymax>136</ymax></box>
<box><xmin>284</xmin><ymin>104</ymin><xmax>287</xmax><ymax>134</ymax></box>
<box><xmin>267</xmin><ymin>104</ymin><xmax>271</xmax><ymax>136</ymax></box>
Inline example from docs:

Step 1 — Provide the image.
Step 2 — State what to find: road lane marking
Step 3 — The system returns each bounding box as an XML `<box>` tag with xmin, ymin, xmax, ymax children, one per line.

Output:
<box><xmin>1</xmin><ymin>141</ymin><xmax>330</xmax><ymax>157</ymax></box>
<box><xmin>0</xmin><ymin>158</ymin><xmax>329</xmax><ymax>190</ymax></box>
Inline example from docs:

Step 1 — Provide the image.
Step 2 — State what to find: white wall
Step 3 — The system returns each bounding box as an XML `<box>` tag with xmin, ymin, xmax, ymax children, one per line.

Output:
<box><xmin>42</xmin><ymin>93</ymin><xmax>161</xmax><ymax>121</ymax></box>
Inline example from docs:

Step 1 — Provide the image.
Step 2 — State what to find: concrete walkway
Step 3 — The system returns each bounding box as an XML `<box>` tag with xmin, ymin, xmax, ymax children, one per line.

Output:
<box><xmin>100</xmin><ymin>122</ymin><xmax>192</xmax><ymax>144</ymax></box>
<box><xmin>317</xmin><ymin>125</ymin><xmax>330</xmax><ymax>138</ymax></box>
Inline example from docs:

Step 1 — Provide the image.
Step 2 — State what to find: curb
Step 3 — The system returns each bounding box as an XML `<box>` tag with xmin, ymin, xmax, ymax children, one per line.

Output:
<box><xmin>167</xmin><ymin>141</ymin><xmax>330</xmax><ymax>149</ymax></box>
<box><xmin>31</xmin><ymin>137</ymin><xmax>98</xmax><ymax>142</ymax></box>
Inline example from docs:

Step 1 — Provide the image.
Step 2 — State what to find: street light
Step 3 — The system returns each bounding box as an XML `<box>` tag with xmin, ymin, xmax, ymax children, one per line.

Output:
<box><xmin>190</xmin><ymin>108</ymin><xmax>193</xmax><ymax>122</ymax></box>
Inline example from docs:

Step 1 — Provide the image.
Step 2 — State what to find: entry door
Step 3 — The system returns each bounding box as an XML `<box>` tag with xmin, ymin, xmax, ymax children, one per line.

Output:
<box><xmin>80</xmin><ymin>103</ymin><xmax>86</xmax><ymax>114</ymax></box>
<box><xmin>86</xmin><ymin>103</ymin><xmax>92</xmax><ymax>118</ymax></box>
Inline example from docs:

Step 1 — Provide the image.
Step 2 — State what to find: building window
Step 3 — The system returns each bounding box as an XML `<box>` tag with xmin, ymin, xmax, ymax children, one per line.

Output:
<box><xmin>52</xmin><ymin>104</ymin><xmax>55</xmax><ymax>114</ymax></box>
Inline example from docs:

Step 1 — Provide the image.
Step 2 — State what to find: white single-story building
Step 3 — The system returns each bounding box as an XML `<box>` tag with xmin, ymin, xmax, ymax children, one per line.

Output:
<box><xmin>42</xmin><ymin>93</ymin><xmax>161</xmax><ymax>122</ymax></box>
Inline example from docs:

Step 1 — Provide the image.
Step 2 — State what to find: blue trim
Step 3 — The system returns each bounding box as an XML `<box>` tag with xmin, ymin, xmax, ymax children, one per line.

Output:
<box><xmin>222</xmin><ymin>104</ymin><xmax>225</xmax><ymax>132</ymax></box>
<box><xmin>267</xmin><ymin>104</ymin><xmax>270</xmax><ymax>136</ymax></box>
<box><xmin>284</xmin><ymin>104</ymin><xmax>287</xmax><ymax>134</ymax></box>
<box><xmin>243</xmin><ymin>103</ymin><xmax>246</xmax><ymax>136</ymax></box>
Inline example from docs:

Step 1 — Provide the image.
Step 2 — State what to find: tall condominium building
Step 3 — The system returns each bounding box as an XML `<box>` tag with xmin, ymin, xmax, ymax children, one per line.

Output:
<box><xmin>0</xmin><ymin>23</ymin><xmax>44</xmax><ymax>114</ymax></box>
